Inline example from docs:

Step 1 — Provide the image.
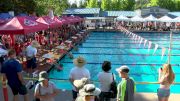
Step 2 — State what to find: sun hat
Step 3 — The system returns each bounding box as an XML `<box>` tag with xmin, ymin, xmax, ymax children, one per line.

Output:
<box><xmin>39</xmin><ymin>71</ymin><xmax>49</xmax><ymax>82</ymax></box>
<box><xmin>73</xmin><ymin>78</ymin><xmax>89</xmax><ymax>89</ymax></box>
<box><xmin>79</xmin><ymin>84</ymin><xmax>101</xmax><ymax>96</ymax></box>
<box><xmin>73</xmin><ymin>56</ymin><xmax>86</xmax><ymax>67</ymax></box>
<box><xmin>31</xmin><ymin>40</ymin><xmax>40</xmax><ymax>48</ymax></box>
<box><xmin>116</xmin><ymin>65</ymin><xmax>130</xmax><ymax>73</ymax></box>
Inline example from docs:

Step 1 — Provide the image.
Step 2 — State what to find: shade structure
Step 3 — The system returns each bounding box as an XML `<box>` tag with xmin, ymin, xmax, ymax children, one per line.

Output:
<box><xmin>0</xmin><ymin>16</ymin><xmax>48</xmax><ymax>35</ymax></box>
<box><xmin>144</xmin><ymin>14</ymin><xmax>158</xmax><ymax>22</ymax></box>
<box><xmin>116</xmin><ymin>15</ymin><xmax>129</xmax><ymax>21</ymax></box>
<box><xmin>172</xmin><ymin>16</ymin><xmax>180</xmax><ymax>22</ymax></box>
<box><xmin>158</xmin><ymin>15</ymin><xmax>173</xmax><ymax>22</ymax></box>
<box><xmin>130</xmin><ymin>15</ymin><xmax>145</xmax><ymax>22</ymax></box>
<box><xmin>54</xmin><ymin>16</ymin><xmax>63</xmax><ymax>26</ymax></box>
<box><xmin>36</xmin><ymin>16</ymin><xmax>61</xmax><ymax>28</ymax></box>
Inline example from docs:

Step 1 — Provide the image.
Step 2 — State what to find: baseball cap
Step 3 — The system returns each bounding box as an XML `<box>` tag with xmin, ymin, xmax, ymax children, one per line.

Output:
<box><xmin>116</xmin><ymin>65</ymin><xmax>130</xmax><ymax>73</ymax></box>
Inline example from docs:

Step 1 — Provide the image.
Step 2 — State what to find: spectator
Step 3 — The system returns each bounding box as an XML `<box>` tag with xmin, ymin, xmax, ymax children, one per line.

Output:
<box><xmin>69</xmin><ymin>56</ymin><xmax>90</xmax><ymax>101</ymax></box>
<box><xmin>76</xmin><ymin>84</ymin><xmax>101</xmax><ymax>101</ymax></box>
<box><xmin>116</xmin><ymin>65</ymin><xmax>136</xmax><ymax>101</ymax></box>
<box><xmin>98</xmin><ymin>61</ymin><xmax>114</xmax><ymax>101</ymax></box>
<box><xmin>34</xmin><ymin>71</ymin><xmax>59</xmax><ymax>101</ymax></box>
<box><xmin>25</xmin><ymin>40</ymin><xmax>40</xmax><ymax>74</ymax></box>
<box><xmin>1</xmin><ymin>49</ymin><xmax>28</xmax><ymax>101</ymax></box>
<box><xmin>158</xmin><ymin>64</ymin><xmax>175</xmax><ymax>101</ymax></box>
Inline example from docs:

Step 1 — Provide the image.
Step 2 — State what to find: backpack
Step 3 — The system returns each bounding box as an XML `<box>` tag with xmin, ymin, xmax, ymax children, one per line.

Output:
<box><xmin>108</xmin><ymin>73</ymin><xmax>117</xmax><ymax>98</ymax></box>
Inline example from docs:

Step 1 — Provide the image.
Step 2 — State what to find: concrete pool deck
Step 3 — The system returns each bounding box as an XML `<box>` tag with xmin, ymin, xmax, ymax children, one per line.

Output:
<box><xmin>0</xmin><ymin>84</ymin><xmax>179</xmax><ymax>101</ymax></box>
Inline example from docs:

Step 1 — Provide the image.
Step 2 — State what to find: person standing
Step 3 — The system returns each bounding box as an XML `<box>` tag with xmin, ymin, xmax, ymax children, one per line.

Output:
<box><xmin>158</xmin><ymin>64</ymin><xmax>175</xmax><ymax>101</ymax></box>
<box><xmin>116</xmin><ymin>65</ymin><xmax>136</xmax><ymax>101</ymax></box>
<box><xmin>1</xmin><ymin>49</ymin><xmax>28</xmax><ymax>101</ymax></box>
<box><xmin>25</xmin><ymin>40</ymin><xmax>40</xmax><ymax>74</ymax></box>
<box><xmin>34</xmin><ymin>71</ymin><xmax>59</xmax><ymax>101</ymax></box>
<box><xmin>69</xmin><ymin>56</ymin><xmax>90</xmax><ymax>101</ymax></box>
<box><xmin>98</xmin><ymin>61</ymin><xmax>114</xmax><ymax>101</ymax></box>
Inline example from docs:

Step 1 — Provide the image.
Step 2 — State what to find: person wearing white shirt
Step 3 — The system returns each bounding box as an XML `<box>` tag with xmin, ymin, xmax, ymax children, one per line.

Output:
<box><xmin>25</xmin><ymin>40</ymin><xmax>40</xmax><ymax>74</ymax></box>
<box><xmin>69</xmin><ymin>56</ymin><xmax>90</xmax><ymax>101</ymax></box>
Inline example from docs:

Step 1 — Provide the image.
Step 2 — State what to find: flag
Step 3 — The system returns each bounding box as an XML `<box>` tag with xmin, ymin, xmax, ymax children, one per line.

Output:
<box><xmin>148</xmin><ymin>41</ymin><xmax>152</xmax><ymax>52</ymax></box>
<box><xmin>153</xmin><ymin>44</ymin><xmax>159</xmax><ymax>55</ymax></box>
<box><xmin>161</xmin><ymin>47</ymin><xmax>166</xmax><ymax>60</ymax></box>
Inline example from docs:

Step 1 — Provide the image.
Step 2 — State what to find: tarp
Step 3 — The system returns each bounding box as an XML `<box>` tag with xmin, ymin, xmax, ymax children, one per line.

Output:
<box><xmin>158</xmin><ymin>15</ymin><xmax>174</xmax><ymax>22</ymax></box>
<box><xmin>0</xmin><ymin>16</ymin><xmax>48</xmax><ymax>35</ymax></box>
<box><xmin>144</xmin><ymin>14</ymin><xmax>158</xmax><ymax>22</ymax></box>
<box><xmin>36</xmin><ymin>16</ymin><xmax>61</xmax><ymax>28</ymax></box>
<box><xmin>130</xmin><ymin>15</ymin><xmax>145</xmax><ymax>22</ymax></box>
<box><xmin>116</xmin><ymin>15</ymin><xmax>129</xmax><ymax>21</ymax></box>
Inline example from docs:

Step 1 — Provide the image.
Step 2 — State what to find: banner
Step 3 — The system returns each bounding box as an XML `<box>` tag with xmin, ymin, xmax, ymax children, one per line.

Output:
<box><xmin>153</xmin><ymin>44</ymin><xmax>159</xmax><ymax>55</ymax></box>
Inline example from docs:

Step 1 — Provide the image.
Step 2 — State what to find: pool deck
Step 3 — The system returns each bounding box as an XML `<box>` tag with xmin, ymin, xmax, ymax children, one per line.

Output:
<box><xmin>0</xmin><ymin>85</ymin><xmax>179</xmax><ymax>101</ymax></box>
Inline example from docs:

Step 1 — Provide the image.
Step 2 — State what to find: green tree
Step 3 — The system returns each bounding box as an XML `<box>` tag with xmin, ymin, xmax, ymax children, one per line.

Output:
<box><xmin>79</xmin><ymin>0</ymin><xmax>87</xmax><ymax>8</ymax></box>
<box><xmin>147</xmin><ymin>0</ymin><xmax>158</xmax><ymax>7</ymax></box>
<box><xmin>101</xmin><ymin>0</ymin><xmax>111</xmax><ymax>10</ymax></box>
<box><xmin>135</xmin><ymin>0</ymin><xmax>149</xmax><ymax>9</ymax></box>
<box><xmin>87</xmin><ymin>0</ymin><xmax>98</xmax><ymax>8</ymax></box>
<box><xmin>122</xmin><ymin>0</ymin><xmax>135</xmax><ymax>10</ymax></box>
<box><xmin>111</xmin><ymin>0</ymin><xmax>118</xmax><ymax>10</ymax></box>
<box><xmin>175</xmin><ymin>0</ymin><xmax>180</xmax><ymax>11</ymax></box>
<box><xmin>157</xmin><ymin>0</ymin><xmax>175</xmax><ymax>11</ymax></box>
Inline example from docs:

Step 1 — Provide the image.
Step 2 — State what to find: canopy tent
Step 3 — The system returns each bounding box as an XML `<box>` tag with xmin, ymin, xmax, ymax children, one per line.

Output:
<box><xmin>54</xmin><ymin>16</ymin><xmax>63</xmax><ymax>25</ymax></box>
<box><xmin>144</xmin><ymin>14</ymin><xmax>158</xmax><ymax>22</ymax></box>
<box><xmin>116</xmin><ymin>15</ymin><xmax>129</xmax><ymax>21</ymax></box>
<box><xmin>36</xmin><ymin>16</ymin><xmax>61</xmax><ymax>28</ymax></box>
<box><xmin>158</xmin><ymin>15</ymin><xmax>174</xmax><ymax>22</ymax></box>
<box><xmin>85</xmin><ymin>17</ymin><xmax>106</xmax><ymax>20</ymax></box>
<box><xmin>130</xmin><ymin>15</ymin><xmax>145</xmax><ymax>22</ymax></box>
<box><xmin>173</xmin><ymin>16</ymin><xmax>180</xmax><ymax>22</ymax></box>
<box><xmin>0</xmin><ymin>16</ymin><xmax>48</xmax><ymax>35</ymax></box>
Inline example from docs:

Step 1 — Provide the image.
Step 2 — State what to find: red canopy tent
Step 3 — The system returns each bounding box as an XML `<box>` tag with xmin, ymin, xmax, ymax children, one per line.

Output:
<box><xmin>36</xmin><ymin>16</ymin><xmax>61</xmax><ymax>28</ymax></box>
<box><xmin>0</xmin><ymin>16</ymin><xmax>48</xmax><ymax>35</ymax></box>
<box><xmin>54</xmin><ymin>16</ymin><xmax>63</xmax><ymax>25</ymax></box>
<box><xmin>0</xmin><ymin>16</ymin><xmax>49</xmax><ymax>46</ymax></box>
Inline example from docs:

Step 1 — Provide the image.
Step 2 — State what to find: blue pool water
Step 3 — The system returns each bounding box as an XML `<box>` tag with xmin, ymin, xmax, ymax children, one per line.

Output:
<box><xmin>49</xmin><ymin>31</ymin><xmax>180</xmax><ymax>93</ymax></box>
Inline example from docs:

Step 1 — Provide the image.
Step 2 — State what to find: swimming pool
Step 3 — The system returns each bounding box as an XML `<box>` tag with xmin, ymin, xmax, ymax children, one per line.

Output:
<box><xmin>49</xmin><ymin>31</ymin><xmax>180</xmax><ymax>93</ymax></box>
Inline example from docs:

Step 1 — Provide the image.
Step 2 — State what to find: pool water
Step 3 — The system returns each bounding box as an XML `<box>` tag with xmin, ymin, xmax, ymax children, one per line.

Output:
<box><xmin>49</xmin><ymin>31</ymin><xmax>180</xmax><ymax>93</ymax></box>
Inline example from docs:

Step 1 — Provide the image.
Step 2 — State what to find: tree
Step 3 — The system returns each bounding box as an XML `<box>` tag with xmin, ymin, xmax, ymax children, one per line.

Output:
<box><xmin>87</xmin><ymin>0</ymin><xmax>98</xmax><ymax>8</ymax></box>
<box><xmin>122</xmin><ymin>0</ymin><xmax>135</xmax><ymax>10</ymax></box>
<box><xmin>101</xmin><ymin>0</ymin><xmax>111</xmax><ymax>10</ymax></box>
<box><xmin>135</xmin><ymin>0</ymin><xmax>149</xmax><ymax>9</ymax></box>
<box><xmin>111</xmin><ymin>0</ymin><xmax>118</xmax><ymax>10</ymax></box>
<box><xmin>147</xmin><ymin>0</ymin><xmax>158</xmax><ymax>7</ymax></box>
<box><xmin>71</xmin><ymin>3</ymin><xmax>78</xmax><ymax>8</ymax></box>
<box><xmin>79</xmin><ymin>0</ymin><xmax>87</xmax><ymax>8</ymax></box>
<box><xmin>157</xmin><ymin>0</ymin><xmax>175</xmax><ymax>11</ymax></box>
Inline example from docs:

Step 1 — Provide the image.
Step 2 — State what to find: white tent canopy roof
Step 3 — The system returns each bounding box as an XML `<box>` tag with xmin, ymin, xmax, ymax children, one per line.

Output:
<box><xmin>144</xmin><ymin>14</ymin><xmax>158</xmax><ymax>21</ymax></box>
<box><xmin>158</xmin><ymin>15</ymin><xmax>173</xmax><ymax>22</ymax></box>
<box><xmin>130</xmin><ymin>15</ymin><xmax>145</xmax><ymax>22</ymax></box>
<box><xmin>173</xmin><ymin>16</ymin><xmax>180</xmax><ymax>22</ymax></box>
<box><xmin>116</xmin><ymin>15</ymin><xmax>129</xmax><ymax>21</ymax></box>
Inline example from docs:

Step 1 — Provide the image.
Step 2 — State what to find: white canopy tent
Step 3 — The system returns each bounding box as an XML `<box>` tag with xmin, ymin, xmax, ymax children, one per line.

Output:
<box><xmin>130</xmin><ymin>15</ymin><xmax>145</xmax><ymax>22</ymax></box>
<box><xmin>116</xmin><ymin>15</ymin><xmax>129</xmax><ymax>21</ymax></box>
<box><xmin>158</xmin><ymin>15</ymin><xmax>174</xmax><ymax>22</ymax></box>
<box><xmin>173</xmin><ymin>16</ymin><xmax>180</xmax><ymax>22</ymax></box>
<box><xmin>144</xmin><ymin>14</ymin><xmax>158</xmax><ymax>22</ymax></box>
